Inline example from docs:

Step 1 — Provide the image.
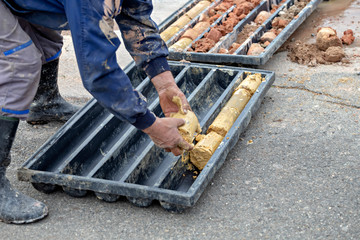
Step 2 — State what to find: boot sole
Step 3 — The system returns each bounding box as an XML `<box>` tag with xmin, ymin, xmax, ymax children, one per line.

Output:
<box><xmin>0</xmin><ymin>208</ymin><xmax>48</xmax><ymax>224</ymax></box>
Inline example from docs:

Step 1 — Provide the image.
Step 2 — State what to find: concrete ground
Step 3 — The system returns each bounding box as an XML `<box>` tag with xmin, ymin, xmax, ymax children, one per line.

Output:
<box><xmin>1</xmin><ymin>0</ymin><xmax>359</xmax><ymax>239</ymax></box>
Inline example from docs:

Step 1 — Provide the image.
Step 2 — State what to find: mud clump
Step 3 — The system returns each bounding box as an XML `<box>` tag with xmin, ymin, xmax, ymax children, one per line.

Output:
<box><xmin>205</xmin><ymin>28</ymin><xmax>223</xmax><ymax>42</ymax></box>
<box><xmin>260</xmin><ymin>31</ymin><xmax>277</xmax><ymax>43</ymax></box>
<box><xmin>316</xmin><ymin>27</ymin><xmax>342</xmax><ymax>51</ymax></box>
<box><xmin>323</xmin><ymin>46</ymin><xmax>345</xmax><ymax>62</ymax></box>
<box><xmin>192</xmin><ymin>38</ymin><xmax>215</xmax><ymax>53</ymax></box>
<box><xmin>341</xmin><ymin>29</ymin><xmax>355</xmax><ymax>45</ymax></box>
<box><xmin>254</xmin><ymin>11</ymin><xmax>271</xmax><ymax>24</ymax></box>
<box><xmin>287</xmin><ymin>39</ymin><xmax>346</xmax><ymax>66</ymax></box>
<box><xmin>287</xmin><ymin>40</ymin><xmax>325</xmax><ymax>66</ymax></box>
<box><xmin>247</xmin><ymin>43</ymin><xmax>264</xmax><ymax>55</ymax></box>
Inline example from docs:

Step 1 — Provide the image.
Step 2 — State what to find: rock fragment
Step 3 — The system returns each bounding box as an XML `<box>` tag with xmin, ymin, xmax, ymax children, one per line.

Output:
<box><xmin>316</xmin><ymin>27</ymin><xmax>342</xmax><ymax>51</ymax></box>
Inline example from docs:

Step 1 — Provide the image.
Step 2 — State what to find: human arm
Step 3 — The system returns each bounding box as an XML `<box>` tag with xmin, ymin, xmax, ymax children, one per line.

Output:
<box><xmin>63</xmin><ymin>0</ymin><xmax>191</xmax><ymax>154</ymax></box>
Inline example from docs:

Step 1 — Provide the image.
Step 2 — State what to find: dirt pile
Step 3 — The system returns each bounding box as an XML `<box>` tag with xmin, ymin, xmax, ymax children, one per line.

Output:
<box><xmin>287</xmin><ymin>26</ymin><xmax>354</xmax><ymax>66</ymax></box>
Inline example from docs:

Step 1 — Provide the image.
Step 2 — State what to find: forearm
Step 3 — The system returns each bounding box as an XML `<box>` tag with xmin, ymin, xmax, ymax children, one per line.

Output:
<box><xmin>64</xmin><ymin>0</ymin><xmax>155</xmax><ymax>129</ymax></box>
<box><xmin>116</xmin><ymin>0</ymin><xmax>170</xmax><ymax>78</ymax></box>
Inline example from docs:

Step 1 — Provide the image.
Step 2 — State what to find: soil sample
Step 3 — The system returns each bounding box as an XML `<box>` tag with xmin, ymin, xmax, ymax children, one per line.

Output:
<box><xmin>208</xmin><ymin>73</ymin><xmax>261</xmax><ymax>136</ymax></box>
<box><xmin>254</xmin><ymin>11</ymin><xmax>272</xmax><ymax>24</ymax></box>
<box><xmin>170</xmin><ymin>96</ymin><xmax>201</xmax><ymax>144</ymax></box>
<box><xmin>218</xmin><ymin>0</ymin><xmax>289</xmax><ymax>54</ymax></box>
<box><xmin>169</xmin><ymin>21</ymin><xmax>210</xmax><ymax>51</ymax></box>
<box><xmin>190</xmin><ymin>73</ymin><xmax>262</xmax><ymax>170</ymax></box>
<box><xmin>169</xmin><ymin>0</ymin><xmax>235</xmax><ymax>51</ymax></box>
<box><xmin>247</xmin><ymin>43</ymin><xmax>264</xmax><ymax>55</ymax></box>
<box><xmin>190</xmin><ymin>0</ymin><xmax>260</xmax><ymax>53</ymax></box>
<box><xmin>182</xmin><ymin>21</ymin><xmax>211</xmax><ymax>40</ymax></box>
<box><xmin>248</xmin><ymin>0</ymin><xmax>311</xmax><ymax>55</ymax></box>
<box><xmin>190</xmin><ymin>131</ymin><xmax>223</xmax><ymax>170</ymax></box>
<box><xmin>160</xmin><ymin>0</ymin><xmax>212</xmax><ymax>42</ymax></box>
<box><xmin>222</xmin><ymin>22</ymin><xmax>259</xmax><ymax>54</ymax></box>
<box><xmin>316</xmin><ymin>27</ymin><xmax>342</xmax><ymax>51</ymax></box>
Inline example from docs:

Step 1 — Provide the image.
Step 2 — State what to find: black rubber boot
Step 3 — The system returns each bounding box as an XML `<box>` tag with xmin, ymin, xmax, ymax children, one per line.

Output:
<box><xmin>0</xmin><ymin>116</ymin><xmax>48</xmax><ymax>224</ymax></box>
<box><xmin>26</xmin><ymin>59</ymin><xmax>80</xmax><ymax>125</ymax></box>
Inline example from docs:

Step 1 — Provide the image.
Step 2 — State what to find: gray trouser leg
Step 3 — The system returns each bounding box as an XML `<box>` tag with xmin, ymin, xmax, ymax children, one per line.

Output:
<box><xmin>0</xmin><ymin>1</ymin><xmax>42</xmax><ymax>120</ymax></box>
<box><xmin>18</xmin><ymin>19</ymin><xmax>63</xmax><ymax>64</ymax></box>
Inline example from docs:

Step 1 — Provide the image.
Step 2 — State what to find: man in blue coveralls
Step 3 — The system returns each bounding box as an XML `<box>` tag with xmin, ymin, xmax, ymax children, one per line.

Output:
<box><xmin>0</xmin><ymin>0</ymin><xmax>193</xmax><ymax>224</ymax></box>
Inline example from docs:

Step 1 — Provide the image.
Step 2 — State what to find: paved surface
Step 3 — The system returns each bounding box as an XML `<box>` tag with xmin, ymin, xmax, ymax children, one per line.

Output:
<box><xmin>1</xmin><ymin>0</ymin><xmax>359</xmax><ymax>239</ymax></box>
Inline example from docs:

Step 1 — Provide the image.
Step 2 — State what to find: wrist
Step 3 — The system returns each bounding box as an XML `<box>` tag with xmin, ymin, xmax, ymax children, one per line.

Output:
<box><xmin>142</xmin><ymin>117</ymin><xmax>158</xmax><ymax>134</ymax></box>
<box><xmin>133</xmin><ymin>109</ymin><xmax>156</xmax><ymax>130</ymax></box>
<box><xmin>144</xmin><ymin>57</ymin><xmax>170</xmax><ymax>79</ymax></box>
<box><xmin>151</xmin><ymin>71</ymin><xmax>177</xmax><ymax>93</ymax></box>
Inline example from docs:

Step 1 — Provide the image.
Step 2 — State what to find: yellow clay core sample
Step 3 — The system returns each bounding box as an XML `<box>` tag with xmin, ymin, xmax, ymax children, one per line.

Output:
<box><xmin>160</xmin><ymin>0</ymin><xmax>212</xmax><ymax>42</ymax></box>
<box><xmin>160</xmin><ymin>26</ymin><xmax>181</xmax><ymax>42</ymax></box>
<box><xmin>170</xmin><ymin>96</ymin><xmax>201</xmax><ymax>144</ymax></box>
<box><xmin>208</xmin><ymin>88</ymin><xmax>251</xmax><ymax>136</ymax></box>
<box><xmin>186</xmin><ymin>1</ymin><xmax>211</xmax><ymax>19</ymax></box>
<box><xmin>207</xmin><ymin>107</ymin><xmax>240</xmax><ymax>137</ymax></box>
<box><xmin>190</xmin><ymin>131</ymin><xmax>223</xmax><ymax>170</ymax></box>
<box><xmin>238</xmin><ymin>73</ymin><xmax>262</xmax><ymax>94</ymax></box>
<box><xmin>169</xmin><ymin>38</ymin><xmax>193</xmax><ymax>51</ymax></box>
<box><xmin>190</xmin><ymin>73</ymin><xmax>263</xmax><ymax>170</ymax></box>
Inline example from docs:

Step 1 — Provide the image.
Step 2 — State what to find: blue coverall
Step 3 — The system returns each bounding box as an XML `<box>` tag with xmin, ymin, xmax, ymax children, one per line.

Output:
<box><xmin>2</xmin><ymin>0</ymin><xmax>170</xmax><ymax>129</ymax></box>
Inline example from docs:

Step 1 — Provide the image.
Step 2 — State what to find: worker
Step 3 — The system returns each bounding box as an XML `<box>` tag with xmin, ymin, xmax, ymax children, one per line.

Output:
<box><xmin>0</xmin><ymin>0</ymin><xmax>193</xmax><ymax>224</ymax></box>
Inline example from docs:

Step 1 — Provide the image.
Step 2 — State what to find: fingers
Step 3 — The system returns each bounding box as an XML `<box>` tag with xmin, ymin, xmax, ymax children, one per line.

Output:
<box><xmin>180</xmin><ymin>95</ymin><xmax>192</xmax><ymax>113</ymax></box>
<box><xmin>170</xmin><ymin>147</ymin><xmax>183</xmax><ymax>156</ymax></box>
<box><xmin>177</xmin><ymin>140</ymin><xmax>193</xmax><ymax>151</ymax></box>
<box><xmin>173</xmin><ymin>118</ymin><xmax>186</xmax><ymax>128</ymax></box>
<box><xmin>167</xmin><ymin>140</ymin><xmax>193</xmax><ymax>156</ymax></box>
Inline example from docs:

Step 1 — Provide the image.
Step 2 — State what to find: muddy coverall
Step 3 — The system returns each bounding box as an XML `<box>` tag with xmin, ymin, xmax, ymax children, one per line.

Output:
<box><xmin>1</xmin><ymin>0</ymin><xmax>170</xmax><ymax>130</ymax></box>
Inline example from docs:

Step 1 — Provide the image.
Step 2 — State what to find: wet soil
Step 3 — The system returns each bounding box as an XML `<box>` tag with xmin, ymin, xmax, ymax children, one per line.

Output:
<box><xmin>290</xmin><ymin>0</ymin><xmax>360</xmax><ymax>46</ymax></box>
<box><xmin>190</xmin><ymin>0</ymin><xmax>261</xmax><ymax>52</ymax></box>
<box><xmin>219</xmin><ymin>0</ymin><xmax>289</xmax><ymax>54</ymax></box>
<box><xmin>286</xmin><ymin>0</ymin><xmax>359</xmax><ymax>66</ymax></box>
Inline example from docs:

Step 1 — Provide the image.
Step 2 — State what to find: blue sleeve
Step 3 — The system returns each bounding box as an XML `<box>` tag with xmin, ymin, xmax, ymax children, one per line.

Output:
<box><xmin>115</xmin><ymin>0</ymin><xmax>170</xmax><ymax>78</ymax></box>
<box><xmin>63</xmin><ymin>0</ymin><xmax>156</xmax><ymax>130</ymax></box>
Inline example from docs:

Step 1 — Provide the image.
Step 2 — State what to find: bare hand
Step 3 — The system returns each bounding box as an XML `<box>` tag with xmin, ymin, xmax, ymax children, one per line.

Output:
<box><xmin>142</xmin><ymin>117</ymin><xmax>193</xmax><ymax>156</ymax></box>
<box><xmin>151</xmin><ymin>71</ymin><xmax>191</xmax><ymax>117</ymax></box>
